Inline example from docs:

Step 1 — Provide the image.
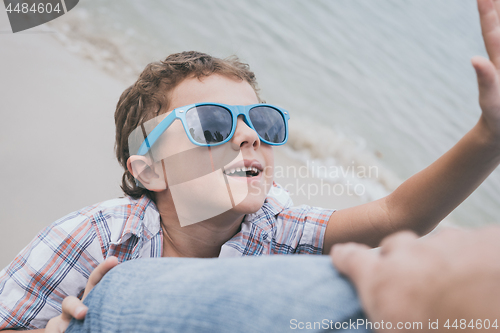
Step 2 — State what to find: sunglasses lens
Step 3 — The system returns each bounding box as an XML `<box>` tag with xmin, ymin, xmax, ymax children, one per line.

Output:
<box><xmin>249</xmin><ymin>106</ymin><xmax>286</xmax><ymax>144</ymax></box>
<box><xmin>185</xmin><ymin>105</ymin><xmax>233</xmax><ymax>144</ymax></box>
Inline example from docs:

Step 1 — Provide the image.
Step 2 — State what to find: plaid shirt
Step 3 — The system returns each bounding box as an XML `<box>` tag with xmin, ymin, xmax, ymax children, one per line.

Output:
<box><xmin>0</xmin><ymin>183</ymin><xmax>334</xmax><ymax>330</ymax></box>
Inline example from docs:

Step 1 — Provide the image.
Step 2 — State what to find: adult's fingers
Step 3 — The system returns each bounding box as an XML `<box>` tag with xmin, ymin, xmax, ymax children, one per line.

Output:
<box><xmin>83</xmin><ymin>256</ymin><xmax>119</xmax><ymax>299</ymax></box>
<box><xmin>61</xmin><ymin>296</ymin><xmax>87</xmax><ymax>321</ymax></box>
<box><xmin>379</xmin><ymin>230</ymin><xmax>418</xmax><ymax>256</ymax></box>
<box><xmin>330</xmin><ymin>242</ymin><xmax>377</xmax><ymax>287</ymax></box>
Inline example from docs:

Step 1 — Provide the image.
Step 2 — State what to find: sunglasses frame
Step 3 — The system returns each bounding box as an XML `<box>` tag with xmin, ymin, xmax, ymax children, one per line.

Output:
<box><xmin>137</xmin><ymin>103</ymin><xmax>290</xmax><ymax>155</ymax></box>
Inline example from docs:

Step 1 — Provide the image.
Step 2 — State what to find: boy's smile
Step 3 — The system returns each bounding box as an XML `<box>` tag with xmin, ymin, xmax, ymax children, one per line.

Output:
<box><xmin>223</xmin><ymin>159</ymin><xmax>263</xmax><ymax>179</ymax></box>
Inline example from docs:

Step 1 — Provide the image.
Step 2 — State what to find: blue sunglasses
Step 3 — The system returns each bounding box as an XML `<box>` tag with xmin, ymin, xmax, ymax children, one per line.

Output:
<box><xmin>137</xmin><ymin>103</ymin><xmax>290</xmax><ymax>155</ymax></box>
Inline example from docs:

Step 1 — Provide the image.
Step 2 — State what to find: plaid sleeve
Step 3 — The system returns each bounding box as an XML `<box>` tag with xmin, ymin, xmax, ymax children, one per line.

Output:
<box><xmin>273</xmin><ymin>205</ymin><xmax>335</xmax><ymax>255</ymax></box>
<box><xmin>0</xmin><ymin>212</ymin><xmax>103</xmax><ymax>330</ymax></box>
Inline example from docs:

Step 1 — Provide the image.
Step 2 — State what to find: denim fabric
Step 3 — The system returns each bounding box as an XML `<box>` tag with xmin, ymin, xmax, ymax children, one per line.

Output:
<box><xmin>67</xmin><ymin>256</ymin><xmax>370</xmax><ymax>333</ymax></box>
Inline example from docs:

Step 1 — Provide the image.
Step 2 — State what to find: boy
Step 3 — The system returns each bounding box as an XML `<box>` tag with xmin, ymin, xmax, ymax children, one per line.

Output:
<box><xmin>2</xmin><ymin>0</ymin><xmax>500</xmax><ymax>329</ymax></box>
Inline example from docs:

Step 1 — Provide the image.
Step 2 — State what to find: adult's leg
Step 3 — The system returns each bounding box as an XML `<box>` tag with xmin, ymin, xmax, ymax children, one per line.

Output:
<box><xmin>67</xmin><ymin>256</ymin><xmax>369</xmax><ymax>333</ymax></box>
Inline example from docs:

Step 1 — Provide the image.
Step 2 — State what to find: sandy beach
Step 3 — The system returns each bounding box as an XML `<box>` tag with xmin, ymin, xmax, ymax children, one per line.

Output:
<box><xmin>0</xmin><ymin>31</ymin><xmax>126</xmax><ymax>269</ymax></box>
<box><xmin>0</xmin><ymin>28</ymin><xmax>362</xmax><ymax>269</ymax></box>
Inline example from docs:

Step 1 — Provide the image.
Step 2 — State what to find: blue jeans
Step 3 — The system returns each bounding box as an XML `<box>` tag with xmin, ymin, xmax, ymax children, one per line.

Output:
<box><xmin>67</xmin><ymin>256</ymin><xmax>370</xmax><ymax>332</ymax></box>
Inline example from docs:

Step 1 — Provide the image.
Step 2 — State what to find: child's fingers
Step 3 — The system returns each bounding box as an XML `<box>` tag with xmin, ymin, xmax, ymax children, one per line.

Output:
<box><xmin>83</xmin><ymin>256</ymin><xmax>119</xmax><ymax>299</ymax></box>
<box><xmin>472</xmin><ymin>56</ymin><xmax>498</xmax><ymax>87</ymax></box>
<box><xmin>61</xmin><ymin>296</ymin><xmax>88</xmax><ymax>321</ymax></box>
<box><xmin>494</xmin><ymin>0</ymin><xmax>500</xmax><ymax>17</ymax></box>
<box><xmin>477</xmin><ymin>0</ymin><xmax>500</xmax><ymax>68</ymax></box>
<box><xmin>472</xmin><ymin>56</ymin><xmax>500</xmax><ymax>112</ymax></box>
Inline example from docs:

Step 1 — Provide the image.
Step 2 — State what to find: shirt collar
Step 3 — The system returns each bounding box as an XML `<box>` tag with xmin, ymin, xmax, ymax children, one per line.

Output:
<box><xmin>120</xmin><ymin>195</ymin><xmax>161</xmax><ymax>242</ymax></box>
<box><xmin>119</xmin><ymin>182</ymin><xmax>291</xmax><ymax>242</ymax></box>
<box><xmin>244</xmin><ymin>182</ymin><xmax>293</xmax><ymax>222</ymax></box>
<box><xmin>219</xmin><ymin>183</ymin><xmax>293</xmax><ymax>257</ymax></box>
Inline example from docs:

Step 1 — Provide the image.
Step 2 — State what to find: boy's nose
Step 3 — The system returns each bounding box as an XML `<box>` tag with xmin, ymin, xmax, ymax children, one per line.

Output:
<box><xmin>230</xmin><ymin>115</ymin><xmax>260</xmax><ymax>150</ymax></box>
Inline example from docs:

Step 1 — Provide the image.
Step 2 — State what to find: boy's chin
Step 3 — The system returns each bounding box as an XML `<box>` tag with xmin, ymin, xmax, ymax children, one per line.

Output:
<box><xmin>233</xmin><ymin>195</ymin><xmax>266</xmax><ymax>215</ymax></box>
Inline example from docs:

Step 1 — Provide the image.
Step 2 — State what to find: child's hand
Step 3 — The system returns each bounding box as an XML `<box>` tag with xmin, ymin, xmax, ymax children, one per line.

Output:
<box><xmin>472</xmin><ymin>0</ymin><xmax>500</xmax><ymax>144</ymax></box>
<box><xmin>44</xmin><ymin>256</ymin><xmax>119</xmax><ymax>333</ymax></box>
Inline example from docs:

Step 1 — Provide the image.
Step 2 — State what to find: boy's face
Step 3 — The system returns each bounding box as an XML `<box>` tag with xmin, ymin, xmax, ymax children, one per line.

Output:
<box><xmin>140</xmin><ymin>74</ymin><xmax>274</xmax><ymax>225</ymax></box>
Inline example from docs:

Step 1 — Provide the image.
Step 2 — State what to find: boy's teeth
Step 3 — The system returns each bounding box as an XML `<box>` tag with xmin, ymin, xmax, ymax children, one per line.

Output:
<box><xmin>224</xmin><ymin>166</ymin><xmax>260</xmax><ymax>176</ymax></box>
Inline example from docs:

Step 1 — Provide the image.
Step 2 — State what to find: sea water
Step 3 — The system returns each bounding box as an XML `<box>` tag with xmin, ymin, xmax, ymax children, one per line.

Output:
<box><xmin>49</xmin><ymin>0</ymin><xmax>500</xmax><ymax>227</ymax></box>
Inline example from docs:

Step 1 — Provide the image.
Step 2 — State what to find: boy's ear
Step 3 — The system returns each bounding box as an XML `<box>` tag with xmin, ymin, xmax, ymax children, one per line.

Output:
<box><xmin>127</xmin><ymin>155</ymin><xmax>167</xmax><ymax>192</ymax></box>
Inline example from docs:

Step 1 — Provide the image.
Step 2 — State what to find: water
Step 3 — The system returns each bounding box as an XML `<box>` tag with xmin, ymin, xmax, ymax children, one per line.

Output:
<box><xmin>49</xmin><ymin>0</ymin><xmax>500</xmax><ymax>227</ymax></box>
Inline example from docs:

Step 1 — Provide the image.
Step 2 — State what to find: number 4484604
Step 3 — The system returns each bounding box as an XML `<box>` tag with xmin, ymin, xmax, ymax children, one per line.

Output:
<box><xmin>6</xmin><ymin>2</ymin><xmax>61</xmax><ymax>14</ymax></box>
<box><xmin>444</xmin><ymin>319</ymin><xmax>499</xmax><ymax>330</ymax></box>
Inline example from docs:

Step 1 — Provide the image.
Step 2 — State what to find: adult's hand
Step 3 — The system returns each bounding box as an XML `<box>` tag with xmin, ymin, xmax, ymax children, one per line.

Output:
<box><xmin>331</xmin><ymin>227</ymin><xmax>500</xmax><ymax>332</ymax></box>
<box><xmin>44</xmin><ymin>256</ymin><xmax>119</xmax><ymax>333</ymax></box>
